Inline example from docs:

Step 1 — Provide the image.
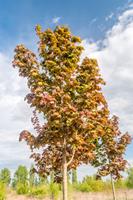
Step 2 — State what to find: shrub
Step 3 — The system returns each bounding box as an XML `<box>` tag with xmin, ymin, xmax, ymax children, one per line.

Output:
<box><xmin>29</xmin><ymin>185</ymin><xmax>47</xmax><ymax>198</ymax></box>
<box><xmin>76</xmin><ymin>182</ymin><xmax>93</xmax><ymax>192</ymax></box>
<box><xmin>0</xmin><ymin>182</ymin><xmax>6</xmax><ymax>200</ymax></box>
<box><xmin>16</xmin><ymin>182</ymin><xmax>29</xmax><ymax>194</ymax></box>
<box><xmin>91</xmin><ymin>180</ymin><xmax>104</xmax><ymax>192</ymax></box>
<box><xmin>75</xmin><ymin>175</ymin><xmax>105</xmax><ymax>192</ymax></box>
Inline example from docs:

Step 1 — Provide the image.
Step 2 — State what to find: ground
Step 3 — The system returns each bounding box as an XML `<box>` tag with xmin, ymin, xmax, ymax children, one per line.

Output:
<box><xmin>6</xmin><ymin>190</ymin><xmax>133</xmax><ymax>200</ymax></box>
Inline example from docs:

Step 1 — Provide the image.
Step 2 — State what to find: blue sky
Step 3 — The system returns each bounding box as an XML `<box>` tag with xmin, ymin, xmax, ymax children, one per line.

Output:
<box><xmin>0</xmin><ymin>0</ymin><xmax>130</xmax><ymax>50</ymax></box>
<box><xmin>0</xmin><ymin>0</ymin><xmax>133</xmax><ymax>180</ymax></box>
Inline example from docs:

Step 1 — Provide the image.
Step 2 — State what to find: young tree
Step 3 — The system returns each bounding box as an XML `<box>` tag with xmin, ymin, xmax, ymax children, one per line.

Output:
<box><xmin>12</xmin><ymin>25</ymin><xmax>130</xmax><ymax>200</ymax></box>
<box><xmin>92</xmin><ymin>116</ymin><xmax>131</xmax><ymax>200</ymax></box>
<box><xmin>0</xmin><ymin>168</ymin><xmax>11</xmax><ymax>186</ymax></box>
<box><xmin>12</xmin><ymin>165</ymin><xmax>28</xmax><ymax>188</ymax></box>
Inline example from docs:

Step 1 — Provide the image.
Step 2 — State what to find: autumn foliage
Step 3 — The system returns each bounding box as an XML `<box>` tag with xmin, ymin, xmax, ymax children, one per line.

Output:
<box><xmin>12</xmin><ymin>25</ymin><xmax>131</xmax><ymax>189</ymax></box>
<box><xmin>93</xmin><ymin>115</ymin><xmax>131</xmax><ymax>179</ymax></box>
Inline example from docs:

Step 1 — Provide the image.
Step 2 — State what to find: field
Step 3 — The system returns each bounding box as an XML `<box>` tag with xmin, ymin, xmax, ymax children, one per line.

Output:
<box><xmin>5</xmin><ymin>189</ymin><xmax>133</xmax><ymax>200</ymax></box>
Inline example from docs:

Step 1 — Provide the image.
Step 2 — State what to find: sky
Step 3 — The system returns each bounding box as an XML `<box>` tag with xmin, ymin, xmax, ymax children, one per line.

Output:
<box><xmin>0</xmin><ymin>0</ymin><xmax>133</xmax><ymax>180</ymax></box>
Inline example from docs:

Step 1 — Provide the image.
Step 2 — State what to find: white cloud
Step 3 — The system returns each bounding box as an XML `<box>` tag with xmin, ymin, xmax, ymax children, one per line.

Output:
<box><xmin>52</xmin><ymin>16</ymin><xmax>61</xmax><ymax>24</ymax></box>
<box><xmin>82</xmin><ymin>6</ymin><xmax>133</xmax><ymax>138</ymax></box>
<box><xmin>105</xmin><ymin>12</ymin><xmax>114</xmax><ymax>21</ymax></box>
<box><xmin>0</xmin><ymin>53</ymin><xmax>33</xmax><ymax>171</ymax></box>
<box><xmin>118</xmin><ymin>9</ymin><xmax>133</xmax><ymax>24</ymax></box>
<box><xmin>129</xmin><ymin>3</ymin><xmax>133</xmax><ymax>8</ymax></box>
<box><xmin>89</xmin><ymin>18</ymin><xmax>97</xmax><ymax>26</ymax></box>
<box><xmin>128</xmin><ymin>159</ymin><xmax>133</xmax><ymax>166</ymax></box>
<box><xmin>78</xmin><ymin>164</ymin><xmax>96</xmax><ymax>181</ymax></box>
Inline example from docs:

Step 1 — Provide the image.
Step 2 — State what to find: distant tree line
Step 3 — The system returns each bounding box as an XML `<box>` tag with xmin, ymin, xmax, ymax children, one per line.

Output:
<box><xmin>0</xmin><ymin>165</ymin><xmax>133</xmax><ymax>199</ymax></box>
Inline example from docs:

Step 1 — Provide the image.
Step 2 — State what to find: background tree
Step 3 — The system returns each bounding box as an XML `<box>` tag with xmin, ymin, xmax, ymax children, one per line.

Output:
<box><xmin>38</xmin><ymin>175</ymin><xmax>48</xmax><ymax>185</ymax></box>
<box><xmin>12</xmin><ymin>25</ymin><xmax>130</xmax><ymax>200</ymax></box>
<box><xmin>29</xmin><ymin>164</ymin><xmax>36</xmax><ymax>187</ymax></box>
<box><xmin>12</xmin><ymin>165</ymin><xmax>28</xmax><ymax>188</ymax></box>
<box><xmin>0</xmin><ymin>168</ymin><xmax>11</xmax><ymax>186</ymax></box>
<box><xmin>72</xmin><ymin>169</ymin><xmax>78</xmax><ymax>184</ymax></box>
<box><xmin>126</xmin><ymin>167</ymin><xmax>133</xmax><ymax>188</ymax></box>
<box><xmin>49</xmin><ymin>172</ymin><xmax>55</xmax><ymax>184</ymax></box>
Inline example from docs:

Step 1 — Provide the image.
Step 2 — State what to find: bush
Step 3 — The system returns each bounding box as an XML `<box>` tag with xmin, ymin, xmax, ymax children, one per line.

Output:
<box><xmin>75</xmin><ymin>176</ymin><xmax>105</xmax><ymax>192</ymax></box>
<box><xmin>29</xmin><ymin>185</ymin><xmax>47</xmax><ymax>198</ymax></box>
<box><xmin>91</xmin><ymin>180</ymin><xmax>104</xmax><ymax>192</ymax></box>
<box><xmin>0</xmin><ymin>182</ymin><xmax>6</xmax><ymax>200</ymax></box>
<box><xmin>76</xmin><ymin>182</ymin><xmax>93</xmax><ymax>192</ymax></box>
<box><xmin>16</xmin><ymin>182</ymin><xmax>29</xmax><ymax>194</ymax></box>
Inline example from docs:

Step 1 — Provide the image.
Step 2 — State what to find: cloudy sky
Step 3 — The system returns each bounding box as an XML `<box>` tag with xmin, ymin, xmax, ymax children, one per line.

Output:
<box><xmin>0</xmin><ymin>0</ymin><xmax>133</xmax><ymax>179</ymax></box>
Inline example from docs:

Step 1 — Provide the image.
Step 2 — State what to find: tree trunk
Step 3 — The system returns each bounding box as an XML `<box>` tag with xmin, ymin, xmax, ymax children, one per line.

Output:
<box><xmin>62</xmin><ymin>139</ymin><xmax>67</xmax><ymax>200</ymax></box>
<box><xmin>111</xmin><ymin>174</ymin><xmax>116</xmax><ymax>200</ymax></box>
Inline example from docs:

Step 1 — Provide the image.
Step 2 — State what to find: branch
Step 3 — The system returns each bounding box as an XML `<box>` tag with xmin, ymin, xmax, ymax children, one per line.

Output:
<box><xmin>66</xmin><ymin>148</ymin><xmax>76</xmax><ymax>167</ymax></box>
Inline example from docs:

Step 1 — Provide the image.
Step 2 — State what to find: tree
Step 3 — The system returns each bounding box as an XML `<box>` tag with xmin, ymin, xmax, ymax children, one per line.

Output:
<box><xmin>92</xmin><ymin>116</ymin><xmax>131</xmax><ymax>200</ymax></box>
<box><xmin>12</xmin><ymin>25</ymin><xmax>130</xmax><ymax>200</ymax></box>
<box><xmin>126</xmin><ymin>167</ymin><xmax>133</xmax><ymax>188</ymax></box>
<box><xmin>72</xmin><ymin>169</ymin><xmax>78</xmax><ymax>184</ymax></box>
<box><xmin>38</xmin><ymin>175</ymin><xmax>48</xmax><ymax>185</ymax></box>
<box><xmin>0</xmin><ymin>168</ymin><xmax>11</xmax><ymax>186</ymax></box>
<box><xmin>29</xmin><ymin>164</ymin><xmax>36</xmax><ymax>187</ymax></box>
<box><xmin>50</xmin><ymin>171</ymin><xmax>55</xmax><ymax>184</ymax></box>
<box><xmin>12</xmin><ymin>165</ymin><xmax>28</xmax><ymax>188</ymax></box>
